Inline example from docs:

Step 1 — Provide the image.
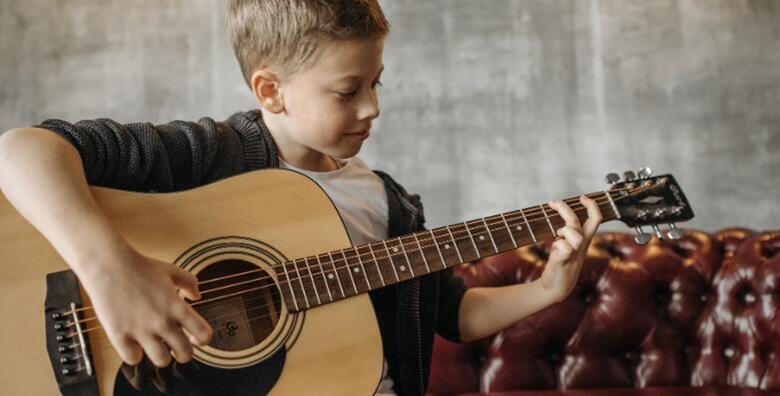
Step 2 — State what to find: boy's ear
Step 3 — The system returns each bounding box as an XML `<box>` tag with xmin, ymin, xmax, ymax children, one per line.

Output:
<box><xmin>250</xmin><ymin>69</ymin><xmax>285</xmax><ymax>114</ymax></box>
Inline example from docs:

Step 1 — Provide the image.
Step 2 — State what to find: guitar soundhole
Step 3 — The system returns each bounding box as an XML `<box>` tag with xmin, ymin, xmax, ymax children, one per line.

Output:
<box><xmin>193</xmin><ymin>259</ymin><xmax>281</xmax><ymax>352</ymax></box>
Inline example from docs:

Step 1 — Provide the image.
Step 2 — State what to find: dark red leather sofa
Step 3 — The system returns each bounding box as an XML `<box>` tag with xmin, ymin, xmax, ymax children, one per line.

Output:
<box><xmin>428</xmin><ymin>229</ymin><xmax>780</xmax><ymax>396</ymax></box>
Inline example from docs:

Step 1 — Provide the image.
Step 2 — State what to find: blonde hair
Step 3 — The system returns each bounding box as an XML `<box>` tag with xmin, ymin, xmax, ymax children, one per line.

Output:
<box><xmin>226</xmin><ymin>0</ymin><xmax>389</xmax><ymax>87</ymax></box>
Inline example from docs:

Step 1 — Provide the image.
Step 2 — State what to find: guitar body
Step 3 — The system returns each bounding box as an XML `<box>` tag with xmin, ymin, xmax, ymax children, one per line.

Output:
<box><xmin>0</xmin><ymin>169</ymin><xmax>383</xmax><ymax>395</ymax></box>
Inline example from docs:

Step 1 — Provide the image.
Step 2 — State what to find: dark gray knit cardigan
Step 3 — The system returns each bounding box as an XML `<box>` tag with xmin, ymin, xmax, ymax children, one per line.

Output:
<box><xmin>37</xmin><ymin>110</ymin><xmax>466</xmax><ymax>396</ymax></box>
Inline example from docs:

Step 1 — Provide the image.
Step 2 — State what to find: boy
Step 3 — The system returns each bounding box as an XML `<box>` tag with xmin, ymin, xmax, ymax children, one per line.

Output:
<box><xmin>0</xmin><ymin>0</ymin><xmax>601</xmax><ymax>394</ymax></box>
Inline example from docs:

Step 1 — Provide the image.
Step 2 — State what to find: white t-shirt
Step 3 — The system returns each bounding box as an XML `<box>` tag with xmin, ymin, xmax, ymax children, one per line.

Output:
<box><xmin>279</xmin><ymin>156</ymin><xmax>397</xmax><ymax>395</ymax></box>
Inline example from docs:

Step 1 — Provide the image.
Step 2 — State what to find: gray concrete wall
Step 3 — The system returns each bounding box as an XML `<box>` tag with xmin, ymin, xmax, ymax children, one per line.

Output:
<box><xmin>1</xmin><ymin>0</ymin><xmax>778</xmax><ymax>232</ymax></box>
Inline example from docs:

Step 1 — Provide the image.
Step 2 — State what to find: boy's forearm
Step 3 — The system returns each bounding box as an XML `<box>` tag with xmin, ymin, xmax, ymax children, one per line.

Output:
<box><xmin>457</xmin><ymin>280</ymin><xmax>559</xmax><ymax>342</ymax></box>
<box><xmin>0</xmin><ymin>128</ymin><xmax>132</xmax><ymax>276</ymax></box>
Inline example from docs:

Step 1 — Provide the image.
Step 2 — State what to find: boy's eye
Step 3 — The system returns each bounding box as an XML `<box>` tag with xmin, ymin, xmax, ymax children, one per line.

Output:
<box><xmin>339</xmin><ymin>90</ymin><xmax>358</xmax><ymax>99</ymax></box>
<box><xmin>337</xmin><ymin>80</ymin><xmax>382</xmax><ymax>100</ymax></box>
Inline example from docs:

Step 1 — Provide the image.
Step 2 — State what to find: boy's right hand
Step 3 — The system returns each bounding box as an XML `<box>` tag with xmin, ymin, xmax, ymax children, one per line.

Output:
<box><xmin>77</xmin><ymin>246</ymin><xmax>214</xmax><ymax>368</ymax></box>
<box><xmin>0</xmin><ymin>129</ymin><xmax>212</xmax><ymax>367</ymax></box>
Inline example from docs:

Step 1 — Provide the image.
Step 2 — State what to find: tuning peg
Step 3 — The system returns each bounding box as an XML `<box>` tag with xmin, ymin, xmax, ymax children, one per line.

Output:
<box><xmin>651</xmin><ymin>224</ymin><xmax>664</xmax><ymax>239</ymax></box>
<box><xmin>606</xmin><ymin>173</ymin><xmax>620</xmax><ymax>185</ymax></box>
<box><xmin>666</xmin><ymin>223</ymin><xmax>684</xmax><ymax>240</ymax></box>
<box><xmin>634</xmin><ymin>226</ymin><xmax>652</xmax><ymax>245</ymax></box>
<box><xmin>653</xmin><ymin>207</ymin><xmax>668</xmax><ymax>218</ymax></box>
<box><xmin>623</xmin><ymin>171</ymin><xmax>636</xmax><ymax>181</ymax></box>
<box><xmin>637</xmin><ymin>167</ymin><xmax>653</xmax><ymax>179</ymax></box>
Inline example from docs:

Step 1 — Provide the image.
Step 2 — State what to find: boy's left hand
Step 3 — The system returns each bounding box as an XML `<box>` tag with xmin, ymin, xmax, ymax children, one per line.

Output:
<box><xmin>539</xmin><ymin>195</ymin><xmax>602</xmax><ymax>303</ymax></box>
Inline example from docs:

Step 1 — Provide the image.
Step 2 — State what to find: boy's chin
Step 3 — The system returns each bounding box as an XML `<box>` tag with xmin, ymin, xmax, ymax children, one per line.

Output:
<box><xmin>332</xmin><ymin>144</ymin><xmax>363</xmax><ymax>159</ymax></box>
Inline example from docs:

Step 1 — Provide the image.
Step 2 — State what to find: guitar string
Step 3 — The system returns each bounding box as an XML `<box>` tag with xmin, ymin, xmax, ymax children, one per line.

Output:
<box><xmin>57</xmin><ymin>189</ymin><xmax>635</xmax><ymax>332</ymax></box>
<box><xmin>58</xmin><ymin>191</ymin><xmax>614</xmax><ymax>329</ymax></box>
<box><xmin>58</xmin><ymin>189</ymin><xmax>626</xmax><ymax>319</ymax></box>
<box><xmin>60</xmin><ymin>198</ymin><xmax>608</xmax><ymax>340</ymax></box>
<box><xmin>58</xmin><ymin>191</ymin><xmax>641</xmax><ymax>343</ymax></box>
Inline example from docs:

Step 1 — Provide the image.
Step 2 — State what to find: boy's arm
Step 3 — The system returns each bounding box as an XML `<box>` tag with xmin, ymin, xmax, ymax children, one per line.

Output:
<box><xmin>35</xmin><ymin>114</ymin><xmax>269</xmax><ymax>192</ymax></box>
<box><xmin>0</xmin><ymin>127</ymin><xmax>213</xmax><ymax>367</ymax></box>
<box><xmin>457</xmin><ymin>280</ymin><xmax>555</xmax><ymax>342</ymax></box>
<box><xmin>456</xmin><ymin>197</ymin><xmax>602</xmax><ymax>342</ymax></box>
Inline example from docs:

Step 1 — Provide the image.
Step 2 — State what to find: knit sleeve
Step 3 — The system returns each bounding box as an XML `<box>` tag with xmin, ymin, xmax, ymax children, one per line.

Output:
<box><xmin>35</xmin><ymin>111</ymin><xmax>275</xmax><ymax>192</ymax></box>
<box><xmin>436</xmin><ymin>267</ymin><xmax>468</xmax><ymax>342</ymax></box>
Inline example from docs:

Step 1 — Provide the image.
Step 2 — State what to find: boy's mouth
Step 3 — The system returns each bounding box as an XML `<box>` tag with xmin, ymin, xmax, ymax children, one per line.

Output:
<box><xmin>347</xmin><ymin>130</ymin><xmax>370</xmax><ymax>141</ymax></box>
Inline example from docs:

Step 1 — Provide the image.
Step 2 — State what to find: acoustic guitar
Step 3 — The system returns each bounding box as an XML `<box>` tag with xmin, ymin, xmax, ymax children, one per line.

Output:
<box><xmin>0</xmin><ymin>167</ymin><xmax>693</xmax><ymax>395</ymax></box>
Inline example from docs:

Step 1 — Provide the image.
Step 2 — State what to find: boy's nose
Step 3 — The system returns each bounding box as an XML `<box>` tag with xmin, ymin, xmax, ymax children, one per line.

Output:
<box><xmin>357</xmin><ymin>92</ymin><xmax>380</xmax><ymax>121</ymax></box>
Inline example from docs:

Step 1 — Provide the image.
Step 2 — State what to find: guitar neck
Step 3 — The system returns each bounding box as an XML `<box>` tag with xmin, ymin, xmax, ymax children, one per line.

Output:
<box><xmin>277</xmin><ymin>190</ymin><xmax>621</xmax><ymax>312</ymax></box>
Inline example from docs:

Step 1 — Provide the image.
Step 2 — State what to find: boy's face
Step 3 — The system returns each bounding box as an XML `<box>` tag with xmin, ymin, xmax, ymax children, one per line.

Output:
<box><xmin>268</xmin><ymin>38</ymin><xmax>385</xmax><ymax>169</ymax></box>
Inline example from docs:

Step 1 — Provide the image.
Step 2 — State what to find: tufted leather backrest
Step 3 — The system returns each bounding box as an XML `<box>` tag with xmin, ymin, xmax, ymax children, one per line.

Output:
<box><xmin>428</xmin><ymin>229</ymin><xmax>780</xmax><ymax>394</ymax></box>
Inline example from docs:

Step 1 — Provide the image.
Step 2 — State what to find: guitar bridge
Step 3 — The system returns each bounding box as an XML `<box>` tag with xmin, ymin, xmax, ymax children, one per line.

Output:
<box><xmin>44</xmin><ymin>270</ymin><xmax>99</xmax><ymax>395</ymax></box>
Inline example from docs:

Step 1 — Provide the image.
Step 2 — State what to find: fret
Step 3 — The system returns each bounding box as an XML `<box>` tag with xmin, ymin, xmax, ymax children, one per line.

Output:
<box><xmin>325</xmin><ymin>252</ymin><xmax>347</xmax><ymax>299</ymax></box>
<box><xmin>463</xmin><ymin>222</ymin><xmax>480</xmax><ymax>257</ymax></box>
<box><xmin>449</xmin><ymin>223</ymin><xmax>480</xmax><ymax>262</ymax></box>
<box><xmin>428</xmin><ymin>230</ymin><xmax>448</xmax><ymax>271</ymax></box>
<box><xmin>355</xmin><ymin>244</ymin><xmax>383</xmax><ymax>288</ymax></box>
<box><xmin>314</xmin><ymin>254</ymin><xmax>334</xmax><ymax>302</ymax></box>
<box><xmin>481</xmin><ymin>217</ymin><xmax>500</xmax><ymax>253</ymax></box>
<box><xmin>433</xmin><ymin>228</ymin><xmax>461</xmax><ymax>268</ymax></box>
<box><xmin>338</xmin><ymin>249</ymin><xmax>359</xmax><ymax>295</ymax></box>
<box><xmin>343</xmin><ymin>248</ymin><xmax>371</xmax><ymax>292</ymax></box>
<box><xmin>540</xmin><ymin>205</ymin><xmax>556</xmax><ymax>236</ymax></box>
<box><xmin>520</xmin><ymin>208</ymin><xmax>537</xmax><ymax>243</ymax></box>
<box><xmin>575</xmin><ymin>200</ymin><xmax>591</xmax><ymax>225</ymax></box>
<box><xmin>551</xmin><ymin>209</ymin><xmax>568</xmax><ymax>230</ymax></box>
<box><xmin>499</xmin><ymin>213</ymin><xmax>518</xmax><ymax>248</ymax></box>
<box><xmin>280</xmin><ymin>260</ymin><xmax>300</xmax><ymax>311</ymax></box>
<box><xmin>354</xmin><ymin>247</ymin><xmax>371</xmax><ymax>289</ymax></box>
<box><xmin>301</xmin><ymin>258</ymin><xmax>323</xmax><ymax>305</ymax></box>
<box><xmin>364</xmin><ymin>243</ymin><xmax>386</xmax><ymax>287</ymax></box>
<box><xmin>378</xmin><ymin>240</ymin><xmax>401</xmax><ymax>282</ymax></box>
<box><xmin>467</xmin><ymin>219</ymin><xmax>496</xmax><ymax>258</ymax></box>
<box><xmin>604</xmin><ymin>191</ymin><xmax>621</xmax><ymax>220</ymax></box>
<box><xmin>411</xmin><ymin>233</ymin><xmax>432</xmax><ymax>273</ymax></box>
<box><xmin>339</xmin><ymin>249</ymin><xmax>360</xmax><ymax>294</ymax></box>
<box><xmin>483</xmin><ymin>214</ymin><xmax>516</xmax><ymax>252</ymax></box>
<box><xmin>291</xmin><ymin>259</ymin><xmax>311</xmax><ymax>308</ymax></box>
<box><xmin>303</xmin><ymin>257</ymin><xmax>322</xmax><ymax>305</ymax></box>
<box><xmin>444</xmin><ymin>226</ymin><xmax>464</xmax><ymax>263</ymax></box>
<box><xmin>382</xmin><ymin>239</ymin><xmax>412</xmax><ymax>281</ymax></box>
<box><xmin>396</xmin><ymin>237</ymin><xmax>416</xmax><ymax>277</ymax></box>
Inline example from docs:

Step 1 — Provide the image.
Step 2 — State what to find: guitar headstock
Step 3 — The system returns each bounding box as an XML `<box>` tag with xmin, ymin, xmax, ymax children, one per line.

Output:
<box><xmin>606</xmin><ymin>167</ymin><xmax>694</xmax><ymax>244</ymax></box>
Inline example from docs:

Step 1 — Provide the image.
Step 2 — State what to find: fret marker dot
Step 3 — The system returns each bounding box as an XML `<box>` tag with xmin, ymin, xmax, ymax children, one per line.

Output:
<box><xmin>399</xmin><ymin>265</ymin><xmax>406</xmax><ymax>272</ymax></box>
<box><xmin>516</xmin><ymin>226</ymin><xmax>523</xmax><ymax>230</ymax></box>
<box><xmin>479</xmin><ymin>235</ymin><xmax>485</xmax><ymax>240</ymax></box>
<box><xmin>327</xmin><ymin>273</ymin><xmax>334</xmax><ymax>280</ymax></box>
<box><xmin>445</xmin><ymin>244</ymin><xmax>450</xmax><ymax>249</ymax></box>
<box><xmin>353</xmin><ymin>267</ymin><xmax>360</xmax><ymax>273</ymax></box>
<box><xmin>393</xmin><ymin>247</ymin><xmax>399</xmax><ymax>253</ymax></box>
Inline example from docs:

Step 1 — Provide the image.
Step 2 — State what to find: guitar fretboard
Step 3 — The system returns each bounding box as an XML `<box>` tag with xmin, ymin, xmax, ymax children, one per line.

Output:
<box><xmin>276</xmin><ymin>191</ymin><xmax>620</xmax><ymax>312</ymax></box>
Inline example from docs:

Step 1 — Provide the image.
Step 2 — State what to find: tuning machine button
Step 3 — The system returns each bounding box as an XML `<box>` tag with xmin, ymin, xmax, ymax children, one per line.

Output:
<box><xmin>637</xmin><ymin>167</ymin><xmax>653</xmax><ymax>179</ymax></box>
<box><xmin>667</xmin><ymin>223</ymin><xmax>684</xmax><ymax>240</ymax></box>
<box><xmin>623</xmin><ymin>171</ymin><xmax>636</xmax><ymax>181</ymax></box>
<box><xmin>634</xmin><ymin>226</ymin><xmax>652</xmax><ymax>245</ymax></box>
<box><xmin>606</xmin><ymin>173</ymin><xmax>620</xmax><ymax>185</ymax></box>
